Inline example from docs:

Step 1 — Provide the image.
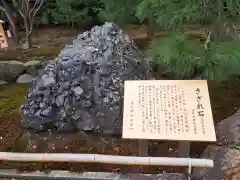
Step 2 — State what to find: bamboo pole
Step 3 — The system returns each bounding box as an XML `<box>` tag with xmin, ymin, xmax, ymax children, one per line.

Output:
<box><xmin>0</xmin><ymin>152</ymin><xmax>213</xmax><ymax>168</ymax></box>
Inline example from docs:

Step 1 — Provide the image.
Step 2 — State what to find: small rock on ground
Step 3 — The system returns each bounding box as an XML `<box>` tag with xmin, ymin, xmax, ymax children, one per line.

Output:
<box><xmin>17</xmin><ymin>74</ymin><xmax>34</xmax><ymax>83</ymax></box>
<box><xmin>24</xmin><ymin>60</ymin><xmax>42</xmax><ymax>76</ymax></box>
<box><xmin>0</xmin><ymin>61</ymin><xmax>24</xmax><ymax>82</ymax></box>
<box><xmin>41</xmin><ymin>60</ymin><xmax>53</xmax><ymax>67</ymax></box>
<box><xmin>0</xmin><ymin>80</ymin><xmax>7</xmax><ymax>85</ymax></box>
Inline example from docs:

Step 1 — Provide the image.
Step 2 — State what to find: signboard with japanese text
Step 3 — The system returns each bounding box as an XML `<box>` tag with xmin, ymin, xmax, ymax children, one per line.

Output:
<box><xmin>122</xmin><ymin>80</ymin><xmax>216</xmax><ymax>142</ymax></box>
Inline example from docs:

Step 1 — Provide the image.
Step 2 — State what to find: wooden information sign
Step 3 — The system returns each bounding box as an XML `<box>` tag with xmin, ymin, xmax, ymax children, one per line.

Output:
<box><xmin>0</xmin><ymin>22</ymin><xmax>8</xmax><ymax>49</ymax></box>
<box><xmin>122</xmin><ymin>80</ymin><xmax>216</xmax><ymax>142</ymax></box>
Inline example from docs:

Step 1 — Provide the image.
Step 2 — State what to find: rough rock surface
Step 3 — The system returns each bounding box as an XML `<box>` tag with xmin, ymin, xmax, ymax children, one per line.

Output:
<box><xmin>81</xmin><ymin>172</ymin><xmax>187</xmax><ymax>180</ymax></box>
<box><xmin>17</xmin><ymin>74</ymin><xmax>34</xmax><ymax>83</ymax></box>
<box><xmin>20</xmin><ymin>22</ymin><xmax>151</xmax><ymax>134</ymax></box>
<box><xmin>24</xmin><ymin>60</ymin><xmax>42</xmax><ymax>76</ymax></box>
<box><xmin>215</xmin><ymin>109</ymin><xmax>240</xmax><ymax>146</ymax></box>
<box><xmin>193</xmin><ymin>145</ymin><xmax>240</xmax><ymax>180</ymax></box>
<box><xmin>0</xmin><ymin>80</ymin><xmax>7</xmax><ymax>85</ymax></box>
<box><xmin>0</xmin><ymin>171</ymin><xmax>187</xmax><ymax>180</ymax></box>
<box><xmin>0</xmin><ymin>61</ymin><xmax>24</xmax><ymax>82</ymax></box>
<box><xmin>193</xmin><ymin>109</ymin><xmax>240</xmax><ymax>180</ymax></box>
<box><xmin>41</xmin><ymin>60</ymin><xmax>52</xmax><ymax>68</ymax></box>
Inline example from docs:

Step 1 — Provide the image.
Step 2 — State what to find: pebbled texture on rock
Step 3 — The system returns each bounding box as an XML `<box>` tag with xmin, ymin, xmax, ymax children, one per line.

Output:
<box><xmin>20</xmin><ymin>22</ymin><xmax>151</xmax><ymax>134</ymax></box>
<box><xmin>193</xmin><ymin>109</ymin><xmax>240</xmax><ymax>180</ymax></box>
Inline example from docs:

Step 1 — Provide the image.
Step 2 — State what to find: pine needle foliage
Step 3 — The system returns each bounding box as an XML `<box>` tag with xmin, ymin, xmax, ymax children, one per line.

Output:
<box><xmin>135</xmin><ymin>0</ymin><xmax>240</xmax><ymax>29</ymax></box>
<box><xmin>202</xmin><ymin>41</ymin><xmax>240</xmax><ymax>80</ymax></box>
<box><xmin>136</xmin><ymin>0</ymin><xmax>240</xmax><ymax>81</ymax></box>
<box><xmin>148</xmin><ymin>35</ymin><xmax>240</xmax><ymax>80</ymax></box>
<box><xmin>148</xmin><ymin>35</ymin><xmax>204</xmax><ymax>78</ymax></box>
<box><xmin>136</xmin><ymin>0</ymin><xmax>201</xmax><ymax>29</ymax></box>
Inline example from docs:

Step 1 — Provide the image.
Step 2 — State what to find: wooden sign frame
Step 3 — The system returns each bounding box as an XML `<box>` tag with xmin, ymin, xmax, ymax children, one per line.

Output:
<box><xmin>122</xmin><ymin>80</ymin><xmax>216</xmax><ymax>157</ymax></box>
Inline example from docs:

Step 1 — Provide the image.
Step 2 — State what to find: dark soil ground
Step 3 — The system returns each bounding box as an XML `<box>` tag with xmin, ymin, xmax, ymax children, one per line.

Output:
<box><xmin>0</xmin><ymin>25</ymin><xmax>239</xmax><ymax>174</ymax></box>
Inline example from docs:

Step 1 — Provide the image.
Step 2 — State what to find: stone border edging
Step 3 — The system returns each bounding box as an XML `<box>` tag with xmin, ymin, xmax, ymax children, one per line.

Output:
<box><xmin>0</xmin><ymin>170</ymin><xmax>186</xmax><ymax>180</ymax></box>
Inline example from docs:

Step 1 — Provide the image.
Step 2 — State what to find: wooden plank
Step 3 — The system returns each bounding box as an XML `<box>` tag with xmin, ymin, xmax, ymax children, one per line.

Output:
<box><xmin>178</xmin><ymin>141</ymin><xmax>190</xmax><ymax>157</ymax></box>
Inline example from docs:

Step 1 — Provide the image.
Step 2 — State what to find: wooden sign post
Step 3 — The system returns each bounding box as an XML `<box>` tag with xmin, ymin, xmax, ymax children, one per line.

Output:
<box><xmin>122</xmin><ymin>80</ymin><xmax>216</xmax><ymax>157</ymax></box>
<box><xmin>0</xmin><ymin>20</ymin><xmax>8</xmax><ymax>49</ymax></box>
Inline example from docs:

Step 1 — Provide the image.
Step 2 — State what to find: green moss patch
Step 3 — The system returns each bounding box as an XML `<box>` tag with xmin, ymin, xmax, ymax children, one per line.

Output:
<box><xmin>0</xmin><ymin>83</ymin><xmax>29</xmax><ymax>117</ymax></box>
<box><xmin>0</xmin><ymin>46</ymin><xmax>61</xmax><ymax>62</ymax></box>
<box><xmin>26</xmin><ymin>46</ymin><xmax>61</xmax><ymax>58</ymax></box>
<box><xmin>0</xmin><ymin>49</ymin><xmax>25</xmax><ymax>61</ymax></box>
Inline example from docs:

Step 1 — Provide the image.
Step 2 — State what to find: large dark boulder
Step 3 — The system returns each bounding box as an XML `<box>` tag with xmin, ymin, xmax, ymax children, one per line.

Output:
<box><xmin>20</xmin><ymin>22</ymin><xmax>152</xmax><ymax>134</ymax></box>
<box><xmin>193</xmin><ymin>109</ymin><xmax>240</xmax><ymax>180</ymax></box>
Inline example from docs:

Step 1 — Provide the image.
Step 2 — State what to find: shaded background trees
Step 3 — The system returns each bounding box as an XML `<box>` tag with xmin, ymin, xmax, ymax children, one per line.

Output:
<box><xmin>135</xmin><ymin>0</ymin><xmax>240</xmax><ymax>80</ymax></box>
<box><xmin>12</xmin><ymin>0</ymin><xmax>44</xmax><ymax>48</ymax></box>
<box><xmin>0</xmin><ymin>0</ymin><xmax>44</xmax><ymax>47</ymax></box>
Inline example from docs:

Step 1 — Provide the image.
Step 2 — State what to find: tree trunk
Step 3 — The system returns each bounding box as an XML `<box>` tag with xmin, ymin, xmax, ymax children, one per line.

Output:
<box><xmin>23</xmin><ymin>17</ymin><xmax>32</xmax><ymax>48</ymax></box>
<box><xmin>211</xmin><ymin>19</ymin><xmax>237</xmax><ymax>41</ymax></box>
<box><xmin>10</xmin><ymin>22</ymin><xmax>19</xmax><ymax>44</ymax></box>
<box><xmin>210</xmin><ymin>0</ymin><xmax>237</xmax><ymax>41</ymax></box>
<box><xmin>26</xmin><ymin>32</ymin><xmax>32</xmax><ymax>48</ymax></box>
<box><xmin>5</xmin><ymin>12</ymin><xmax>19</xmax><ymax>44</ymax></box>
<box><xmin>147</xmin><ymin>12</ymin><xmax>154</xmax><ymax>38</ymax></box>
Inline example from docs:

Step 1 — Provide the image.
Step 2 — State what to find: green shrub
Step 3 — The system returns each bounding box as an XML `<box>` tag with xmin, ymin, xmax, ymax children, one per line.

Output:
<box><xmin>202</xmin><ymin>41</ymin><xmax>240</xmax><ymax>80</ymax></box>
<box><xmin>135</xmin><ymin>0</ymin><xmax>202</xmax><ymax>33</ymax></box>
<box><xmin>37</xmin><ymin>0</ymin><xmax>96</xmax><ymax>27</ymax></box>
<box><xmin>50</xmin><ymin>0</ymin><xmax>91</xmax><ymax>27</ymax></box>
<box><xmin>148</xmin><ymin>35</ymin><xmax>204</xmax><ymax>78</ymax></box>
<box><xmin>98</xmin><ymin>0</ymin><xmax>140</xmax><ymax>25</ymax></box>
<box><xmin>148</xmin><ymin>35</ymin><xmax>240</xmax><ymax>81</ymax></box>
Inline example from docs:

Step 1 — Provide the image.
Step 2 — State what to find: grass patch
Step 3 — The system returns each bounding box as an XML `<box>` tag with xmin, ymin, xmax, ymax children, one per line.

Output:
<box><xmin>0</xmin><ymin>83</ymin><xmax>29</xmax><ymax>117</ymax></box>
<box><xmin>0</xmin><ymin>49</ymin><xmax>25</xmax><ymax>61</ymax></box>
<box><xmin>26</xmin><ymin>46</ymin><xmax>61</xmax><ymax>58</ymax></box>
